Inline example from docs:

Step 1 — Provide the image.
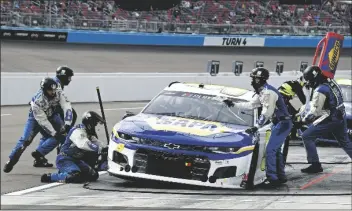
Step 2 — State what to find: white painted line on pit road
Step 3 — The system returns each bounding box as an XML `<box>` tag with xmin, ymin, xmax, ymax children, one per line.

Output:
<box><xmin>1</xmin><ymin>114</ymin><xmax>12</xmax><ymax>116</ymax></box>
<box><xmin>103</xmin><ymin>107</ymin><xmax>145</xmax><ymax>111</ymax></box>
<box><xmin>4</xmin><ymin>183</ymin><xmax>64</xmax><ymax>196</ymax></box>
<box><xmin>3</xmin><ymin>171</ymin><xmax>107</xmax><ymax>196</ymax></box>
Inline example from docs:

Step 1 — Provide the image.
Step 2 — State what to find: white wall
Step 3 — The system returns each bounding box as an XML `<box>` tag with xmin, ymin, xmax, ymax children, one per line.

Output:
<box><xmin>2</xmin><ymin>71</ymin><xmax>351</xmax><ymax>106</ymax></box>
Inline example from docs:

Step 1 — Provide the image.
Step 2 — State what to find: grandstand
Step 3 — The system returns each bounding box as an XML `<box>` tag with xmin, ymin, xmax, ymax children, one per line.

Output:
<box><xmin>1</xmin><ymin>0</ymin><xmax>351</xmax><ymax>35</ymax></box>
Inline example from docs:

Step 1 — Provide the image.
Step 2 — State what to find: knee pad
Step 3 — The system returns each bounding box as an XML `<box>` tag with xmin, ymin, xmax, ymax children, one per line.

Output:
<box><xmin>65</xmin><ymin>171</ymin><xmax>83</xmax><ymax>183</ymax></box>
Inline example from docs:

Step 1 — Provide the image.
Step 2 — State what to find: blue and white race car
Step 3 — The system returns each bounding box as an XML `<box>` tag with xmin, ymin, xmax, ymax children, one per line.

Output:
<box><xmin>107</xmin><ymin>82</ymin><xmax>274</xmax><ymax>189</ymax></box>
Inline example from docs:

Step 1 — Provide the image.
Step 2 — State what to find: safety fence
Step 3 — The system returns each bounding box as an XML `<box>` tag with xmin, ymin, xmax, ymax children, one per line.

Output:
<box><xmin>1</xmin><ymin>13</ymin><xmax>350</xmax><ymax>36</ymax></box>
<box><xmin>1</xmin><ymin>26</ymin><xmax>352</xmax><ymax>48</ymax></box>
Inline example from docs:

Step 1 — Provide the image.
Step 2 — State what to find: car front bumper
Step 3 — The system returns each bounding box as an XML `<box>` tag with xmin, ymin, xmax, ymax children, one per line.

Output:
<box><xmin>107</xmin><ymin>140</ymin><xmax>256</xmax><ymax>189</ymax></box>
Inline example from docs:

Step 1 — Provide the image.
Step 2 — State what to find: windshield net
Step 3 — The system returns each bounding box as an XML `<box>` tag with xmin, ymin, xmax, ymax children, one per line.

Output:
<box><xmin>142</xmin><ymin>91</ymin><xmax>254</xmax><ymax>126</ymax></box>
<box><xmin>341</xmin><ymin>85</ymin><xmax>351</xmax><ymax>102</ymax></box>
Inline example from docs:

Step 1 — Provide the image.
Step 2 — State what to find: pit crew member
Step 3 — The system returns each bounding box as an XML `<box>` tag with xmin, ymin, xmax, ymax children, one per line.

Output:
<box><xmin>35</xmin><ymin>66</ymin><xmax>77</xmax><ymax>164</ymax></box>
<box><xmin>278</xmin><ymin>76</ymin><xmax>308</xmax><ymax>139</ymax></box>
<box><xmin>234</xmin><ymin>67</ymin><xmax>293</xmax><ymax>187</ymax></box>
<box><xmin>40</xmin><ymin>111</ymin><xmax>108</xmax><ymax>183</ymax></box>
<box><xmin>3</xmin><ymin>78</ymin><xmax>73</xmax><ymax>173</ymax></box>
<box><xmin>299</xmin><ymin>66</ymin><xmax>352</xmax><ymax>173</ymax></box>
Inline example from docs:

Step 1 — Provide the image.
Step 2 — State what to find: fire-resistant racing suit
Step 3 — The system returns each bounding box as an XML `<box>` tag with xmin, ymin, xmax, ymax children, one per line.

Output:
<box><xmin>4</xmin><ymin>84</ymin><xmax>73</xmax><ymax>172</ymax></box>
<box><xmin>41</xmin><ymin>124</ymin><xmax>107</xmax><ymax>183</ymax></box>
<box><xmin>301</xmin><ymin>78</ymin><xmax>352</xmax><ymax>173</ymax></box>
<box><xmin>235</xmin><ymin>83</ymin><xmax>293</xmax><ymax>183</ymax></box>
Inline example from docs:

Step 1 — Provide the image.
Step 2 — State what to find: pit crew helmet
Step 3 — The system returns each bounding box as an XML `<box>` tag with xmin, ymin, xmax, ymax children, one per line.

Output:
<box><xmin>40</xmin><ymin>77</ymin><xmax>58</xmax><ymax>99</ymax></box>
<box><xmin>250</xmin><ymin>67</ymin><xmax>269</xmax><ymax>93</ymax></box>
<box><xmin>279</xmin><ymin>76</ymin><xmax>306</xmax><ymax>98</ymax></box>
<box><xmin>303</xmin><ymin>65</ymin><xmax>326</xmax><ymax>89</ymax></box>
<box><xmin>82</xmin><ymin>111</ymin><xmax>105</xmax><ymax>136</ymax></box>
<box><xmin>56</xmin><ymin>66</ymin><xmax>74</xmax><ymax>86</ymax></box>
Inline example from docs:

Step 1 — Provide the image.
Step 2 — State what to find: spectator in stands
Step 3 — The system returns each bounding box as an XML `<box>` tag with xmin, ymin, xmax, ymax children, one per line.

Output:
<box><xmin>0</xmin><ymin>0</ymin><xmax>350</xmax><ymax>35</ymax></box>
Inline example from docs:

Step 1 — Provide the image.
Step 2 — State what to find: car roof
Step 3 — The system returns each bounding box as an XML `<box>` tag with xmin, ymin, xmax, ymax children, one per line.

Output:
<box><xmin>336</xmin><ymin>78</ymin><xmax>352</xmax><ymax>86</ymax></box>
<box><xmin>164</xmin><ymin>82</ymin><xmax>255</xmax><ymax>101</ymax></box>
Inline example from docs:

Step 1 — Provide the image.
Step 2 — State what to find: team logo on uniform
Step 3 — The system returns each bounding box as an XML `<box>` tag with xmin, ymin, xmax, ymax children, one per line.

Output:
<box><xmin>312</xmin><ymin>70</ymin><xmax>317</xmax><ymax>77</ymax></box>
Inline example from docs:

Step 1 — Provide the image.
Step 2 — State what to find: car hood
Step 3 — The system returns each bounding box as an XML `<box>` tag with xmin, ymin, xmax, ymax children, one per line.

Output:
<box><xmin>112</xmin><ymin>113</ymin><xmax>253</xmax><ymax>147</ymax></box>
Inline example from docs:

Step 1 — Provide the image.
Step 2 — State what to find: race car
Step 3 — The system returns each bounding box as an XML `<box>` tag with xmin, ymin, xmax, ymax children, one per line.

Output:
<box><xmin>107</xmin><ymin>82</ymin><xmax>275</xmax><ymax>189</ymax></box>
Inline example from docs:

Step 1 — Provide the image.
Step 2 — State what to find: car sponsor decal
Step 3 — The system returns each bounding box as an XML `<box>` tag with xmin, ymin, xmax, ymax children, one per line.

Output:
<box><xmin>116</xmin><ymin>143</ymin><xmax>125</xmax><ymax>152</ymax></box>
<box><xmin>1</xmin><ymin>29</ymin><xmax>68</xmax><ymax>42</ymax></box>
<box><xmin>145</xmin><ymin>116</ymin><xmax>238</xmax><ymax>136</ymax></box>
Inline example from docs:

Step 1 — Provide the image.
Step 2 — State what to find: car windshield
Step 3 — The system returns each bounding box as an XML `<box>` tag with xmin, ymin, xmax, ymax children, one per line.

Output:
<box><xmin>341</xmin><ymin>85</ymin><xmax>351</xmax><ymax>102</ymax></box>
<box><xmin>142</xmin><ymin>91</ymin><xmax>254</xmax><ymax>126</ymax></box>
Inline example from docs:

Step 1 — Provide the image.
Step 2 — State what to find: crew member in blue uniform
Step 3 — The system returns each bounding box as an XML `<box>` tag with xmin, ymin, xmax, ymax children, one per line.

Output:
<box><xmin>299</xmin><ymin>66</ymin><xmax>352</xmax><ymax>173</ymax></box>
<box><xmin>234</xmin><ymin>67</ymin><xmax>293</xmax><ymax>187</ymax></box>
<box><xmin>40</xmin><ymin>111</ymin><xmax>108</xmax><ymax>183</ymax></box>
<box><xmin>3</xmin><ymin>77</ymin><xmax>73</xmax><ymax>173</ymax></box>
<box><xmin>35</xmin><ymin>66</ymin><xmax>77</xmax><ymax>166</ymax></box>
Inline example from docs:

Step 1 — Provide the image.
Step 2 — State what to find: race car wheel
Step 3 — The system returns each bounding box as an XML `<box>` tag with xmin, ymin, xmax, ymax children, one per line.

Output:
<box><xmin>245</xmin><ymin>142</ymin><xmax>259</xmax><ymax>190</ymax></box>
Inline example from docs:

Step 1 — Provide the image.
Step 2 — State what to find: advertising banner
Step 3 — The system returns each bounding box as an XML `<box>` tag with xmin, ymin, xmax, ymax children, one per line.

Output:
<box><xmin>0</xmin><ymin>29</ymin><xmax>68</xmax><ymax>42</ymax></box>
<box><xmin>203</xmin><ymin>37</ymin><xmax>265</xmax><ymax>47</ymax></box>
<box><xmin>313</xmin><ymin>32</ymin><xmax>344</xmax><ymax>78</ymax></box>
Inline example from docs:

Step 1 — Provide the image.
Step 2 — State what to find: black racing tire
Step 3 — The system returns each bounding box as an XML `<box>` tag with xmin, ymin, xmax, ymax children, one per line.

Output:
<box><xmin>245</xmin><ymin>142</ymin><xmax>260</xmax><ymax>190</ymax></box>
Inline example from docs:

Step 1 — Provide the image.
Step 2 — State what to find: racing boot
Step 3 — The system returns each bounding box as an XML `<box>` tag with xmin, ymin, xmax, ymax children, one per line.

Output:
<box><xmin>3</xmin><ymin>160</ymin><xmax>15</xmax><ymax>173</ymax></box>
<box><xmin>3</xmin><ymin>146</ymin><xmax>27</xmax><ymax>173</ymax></box>
<box><xmin>31</xmin><ymin>150</ymin><xmax>54</xmax><ymax>168</ymax></box>
<box><xmin>278</xmin><ymin>176</ymin><xmax>288</xmax><ymax>184</ymax></box>
<box><xmin>41</xmin><ymin>173</ymin><xmax>52</xmax><ymax>183</ymax></box>
<box><xmin>261</xmin><ymin>179</ymin><xmax>282</xmax><ymax>189</ymax></box>
<box><xmin>301</xmin><ymin>162</ymin><xmax>323</xmax><ymax>173</ymax></box>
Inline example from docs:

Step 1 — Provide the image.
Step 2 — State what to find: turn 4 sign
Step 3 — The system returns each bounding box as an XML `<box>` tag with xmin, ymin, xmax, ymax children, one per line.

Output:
<box><xmin>203</xmin><ymin>36</ymin><xmax>265</xmax><ymax>47</ymax></box>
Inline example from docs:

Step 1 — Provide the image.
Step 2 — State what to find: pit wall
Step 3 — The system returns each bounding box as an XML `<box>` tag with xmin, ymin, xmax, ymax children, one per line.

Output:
<box><xmin>1</xmin><ymin>27</ymin><xmax>351</xmax><ymax>105</ymax></box>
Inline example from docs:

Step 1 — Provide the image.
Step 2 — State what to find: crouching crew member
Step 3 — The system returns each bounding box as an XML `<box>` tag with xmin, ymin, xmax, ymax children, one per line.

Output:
<box><xmin>41</xmin><ymin>111</ymin><xmax>108</xmax><ymax>183</ymax></box>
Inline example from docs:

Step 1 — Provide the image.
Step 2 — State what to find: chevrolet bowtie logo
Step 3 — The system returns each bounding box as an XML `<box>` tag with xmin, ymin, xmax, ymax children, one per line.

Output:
<box><xmin>164</xmin><ymin>143</ymin><xmax>180</xmax><ymax>149</ymax></box>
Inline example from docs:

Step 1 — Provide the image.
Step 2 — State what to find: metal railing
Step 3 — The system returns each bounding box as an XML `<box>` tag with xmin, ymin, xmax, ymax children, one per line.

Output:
<box><xmin>1</xmin><ymin>13</ymin><xmax>350</xmax><ymax>36</ymax></box>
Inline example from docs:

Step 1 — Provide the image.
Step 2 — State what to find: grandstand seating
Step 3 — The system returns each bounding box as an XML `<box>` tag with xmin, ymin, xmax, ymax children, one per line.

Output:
<box><xmin>1</xmin><ymin>0</ymin><xmax>350</xmax><ymax>35</ymax></box>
